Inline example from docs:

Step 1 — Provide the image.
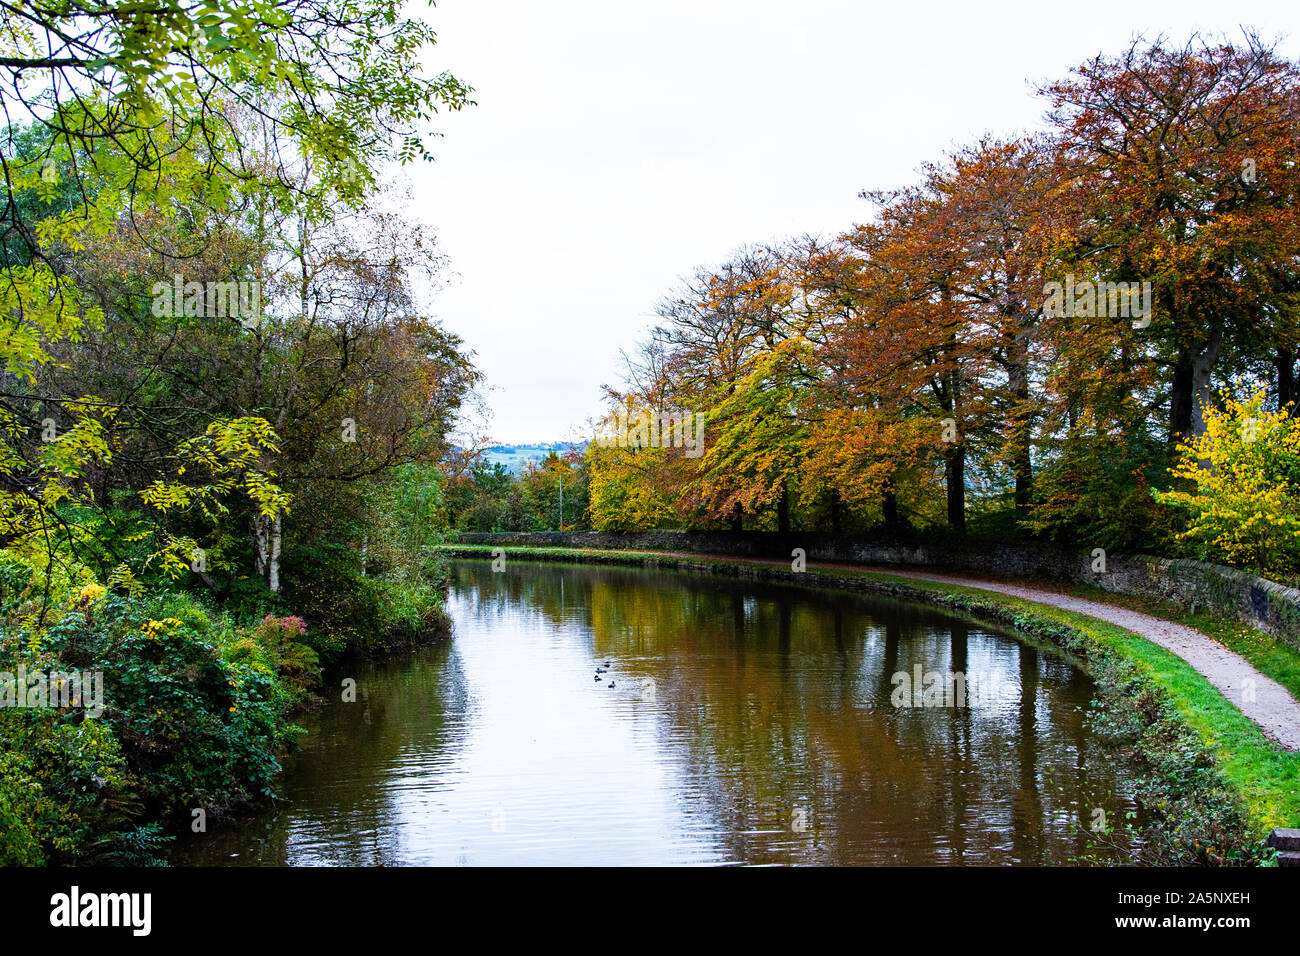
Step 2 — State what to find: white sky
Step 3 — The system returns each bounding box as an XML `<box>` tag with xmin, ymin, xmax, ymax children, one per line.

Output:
<box><xmin>408</xmin><ymin>0</ymin><xmax>1298</xmax><ymax>445</ymax></box>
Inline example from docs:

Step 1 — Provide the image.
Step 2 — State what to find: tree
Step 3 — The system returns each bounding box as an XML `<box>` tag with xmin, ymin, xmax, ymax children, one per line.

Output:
<box><xmin>1043</xmin><ymin>32</ymin><xmax>1300</xmax><ymax>443</ymax></box>
<box><xmin>1155</xmin><ymin>387</ymin><xmax>1300</xmax><ymax>573</ymax></box>
<box><xmin>0</xmin><ymin>0</ymin><xmax>475</xmax><ymax>610</ymax></box>
<box><xmin>519</xmin><ymin>451</ymin><xmax>588</xmax><ymax>531</ymax></box>
<box><xmin>0</xmin><ymin>0</ymin><xmax>472</xmax><ymax>242</ymax></box>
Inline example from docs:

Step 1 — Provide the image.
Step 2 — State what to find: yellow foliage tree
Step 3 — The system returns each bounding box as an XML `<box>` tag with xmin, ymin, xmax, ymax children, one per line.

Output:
<box><xmin>1155</xmin><ymin>389</ymin><xmax>1300</xmax><ymax>574</ymax></box>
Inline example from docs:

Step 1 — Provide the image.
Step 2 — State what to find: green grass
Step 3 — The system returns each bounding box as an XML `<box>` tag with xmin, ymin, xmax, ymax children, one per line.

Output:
<box><xmin>440</xmin><ymin>542</ymin><xmax>1300</xmax><ymax>854</ymax></box>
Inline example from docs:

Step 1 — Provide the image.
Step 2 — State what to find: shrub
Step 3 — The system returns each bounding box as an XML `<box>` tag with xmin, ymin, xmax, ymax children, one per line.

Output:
<box><xmin>1155</xmin><ymin>388</ymin><xmax>1300</xmax><ymax>575</ymax></box>
<box><xmin>0</xmin><ymin>590</ymin><xmax>313</xmax><ymax>863</ymax></box>
<box><xmin>280</xmin><ymin>540</ymin><xmax>450</xmax><ymax>661</ymax></box>
<box><xmin>365</xmin><ymin>579</ymin><xmax>451</xmax><ymax>653</ymax></box>
<box><xmin>0</xmin><ymin>716</ymin><xmax>130</xmax><ymax>865</ymax></box>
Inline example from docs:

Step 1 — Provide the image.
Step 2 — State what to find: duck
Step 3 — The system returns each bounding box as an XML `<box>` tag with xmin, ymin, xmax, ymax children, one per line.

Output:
<box><xmin>594</xmin><ymin>674</ymin><xmax>602</xmax><ymax>681</ymax></box>
<box><xmin>608</xmin><ymin>681</ymin><xmax>615</xmax><ymax>688</ymax></box>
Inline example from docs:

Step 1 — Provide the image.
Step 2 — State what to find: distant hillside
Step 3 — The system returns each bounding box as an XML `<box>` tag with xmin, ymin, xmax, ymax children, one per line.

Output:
<box><xmin>480</xmin><ymin>442</ymin><xmax>586</xmax><ymax>475</ymax></box>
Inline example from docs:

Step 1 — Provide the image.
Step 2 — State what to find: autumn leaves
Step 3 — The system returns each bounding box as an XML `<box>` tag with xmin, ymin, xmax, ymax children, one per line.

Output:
<box><xmin>588</xmin><ymin>33</ymin><xmax>1300</xmax><ymax>562</ymax></box>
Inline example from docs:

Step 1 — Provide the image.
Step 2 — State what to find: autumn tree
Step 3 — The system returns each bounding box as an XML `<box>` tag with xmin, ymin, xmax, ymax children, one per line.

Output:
<box><xmin>1043</xmin><ymin>32</ymin><xmax>1300</xmax><ymax>443</ymax></box>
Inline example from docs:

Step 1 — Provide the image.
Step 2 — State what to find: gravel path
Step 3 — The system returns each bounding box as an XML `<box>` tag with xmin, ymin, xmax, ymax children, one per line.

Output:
<box><xmin>642</xmin><ymin>551</ymin><xmax>1300</xmax><ymax>751</ymax></box>
<box><xmin>859</xmin><ymin>566</ymin><xmax>1300</xmax><ymax>751</ymax></box>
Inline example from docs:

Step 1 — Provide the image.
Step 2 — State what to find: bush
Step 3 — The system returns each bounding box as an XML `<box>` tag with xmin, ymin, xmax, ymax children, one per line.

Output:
<box><xmin>278</xmin><ymin>543</ymin><xmax>374</xmax><ymax>661</ymax></box>
<box><xmin>365</xmin><ymin>579</ymin><xmax>451</xmax><ymax>653</ymax></box>
<box><xmin>0</xmin><ymin>589</ymin><xmax>313</xmax><ymax>864</ymax></box>
<box><xmin>1155</xmin><ymin>388</ymin><xmax>1300</xmax><ymax>575</ymax></box>
<box><xmin>0</xmin><ymin>716</ymin><xmax>130</xmax><ymax>865</ymax></box>
<box><xmin>280</xmin><ymin>540</ymin><xmax>450</xmax><ymax>661</ymax></box>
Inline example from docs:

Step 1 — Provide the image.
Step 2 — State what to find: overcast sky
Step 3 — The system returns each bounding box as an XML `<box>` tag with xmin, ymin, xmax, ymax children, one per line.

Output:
<box><xmin>407</xmin><ymin>0</ymin><xmax>1298</xmax><ymax>445</ymax></box>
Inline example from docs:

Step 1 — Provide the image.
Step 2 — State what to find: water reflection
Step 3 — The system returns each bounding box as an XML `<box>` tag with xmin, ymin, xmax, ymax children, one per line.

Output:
<box><xmin>178</xmin><ymin>560</ymin><xmax>1134</xmax><ymax>865</ymax></box>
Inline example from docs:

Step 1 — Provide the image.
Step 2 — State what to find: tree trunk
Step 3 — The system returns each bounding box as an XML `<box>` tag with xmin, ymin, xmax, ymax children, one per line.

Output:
<box><xmin>730</xmin><ymin>502</ymin><xmax>743</xmax><ymax>532</ymax></box>
<box><xmin>777</xmin><ymin>486</ymin><xmax>790</xmax><ymax>534</ymax></box>
<box><xmin>1170</xmin><ymin>327</ymin><xmax>1225</xmax><ymax>441</ymax></box>
<box><xmin>268</xmin><ymin>510</ymin><xmax>282</xmax><ymax>593</ymax></box>
<box><xmin>936</xmin><ymin>337</ymin><xmax>965</xmax><ymax>535</ymax></box>
<box><xmin>252</xmin><ymin>516</ymin><xmax>269</xmax><ymax>578</ymax></box>
<box><xmin>1013</xmin><ymin>444</ymin><xmax>1033</xmax><ymax>517</ymax></box>
<box><xmin>945</xmin><ymin>446</ymin><xmax>966</xmax><ymax>535</ymax></box>
<box><xmin>882</xmin><ymin>481</ymin><xmax>899</xmax><ymax>534</ymax></box>
<box><xmin>1190</xmin><ymin>328</ymin><xmax>1224</xmax><ymax>439</ymax></box>
<box><xmin>1008</xmin><ymin>355</ymin><xmax>1033</xmax><ymax>517</ymax></box>
<box><xmin>829</xmin><ymin>489</ymin><xmax>842</xmax><ymax>535</ymax></box>
<box><xmin>1170</xmin><ymin>352</ymin><xmax>1195</xmax><ymax>442</ymax></box>
<box><xmin>253</xmin><ymin>512</ymin><xmax>283</xmax><ymax>592</ymax></box>
<box><xmin>1279</xmin><ymin>346</ymin><xmax>1297</xmax><ymax>414</ymax></box>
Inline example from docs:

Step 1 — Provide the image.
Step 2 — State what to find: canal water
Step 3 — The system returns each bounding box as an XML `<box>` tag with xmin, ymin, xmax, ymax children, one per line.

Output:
<box><xmin>178</xmin><ymin>560</ymin><xmax>1136</xmax><ymax>865</ymax></box>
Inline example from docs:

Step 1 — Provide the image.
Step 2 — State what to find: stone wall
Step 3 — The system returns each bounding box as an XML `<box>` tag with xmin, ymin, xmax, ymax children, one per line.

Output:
<box><xmin>454</xmin><ymin>530</ymin><xmax>1300</xmax><ymax>649</ymax></box>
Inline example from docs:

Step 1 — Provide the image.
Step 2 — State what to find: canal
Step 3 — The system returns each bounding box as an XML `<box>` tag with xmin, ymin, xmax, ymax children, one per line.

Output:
<box><xmin>178</xmin><ymin>559</ymin><xmax>1136</xmax><ymax>865</ymax></box>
